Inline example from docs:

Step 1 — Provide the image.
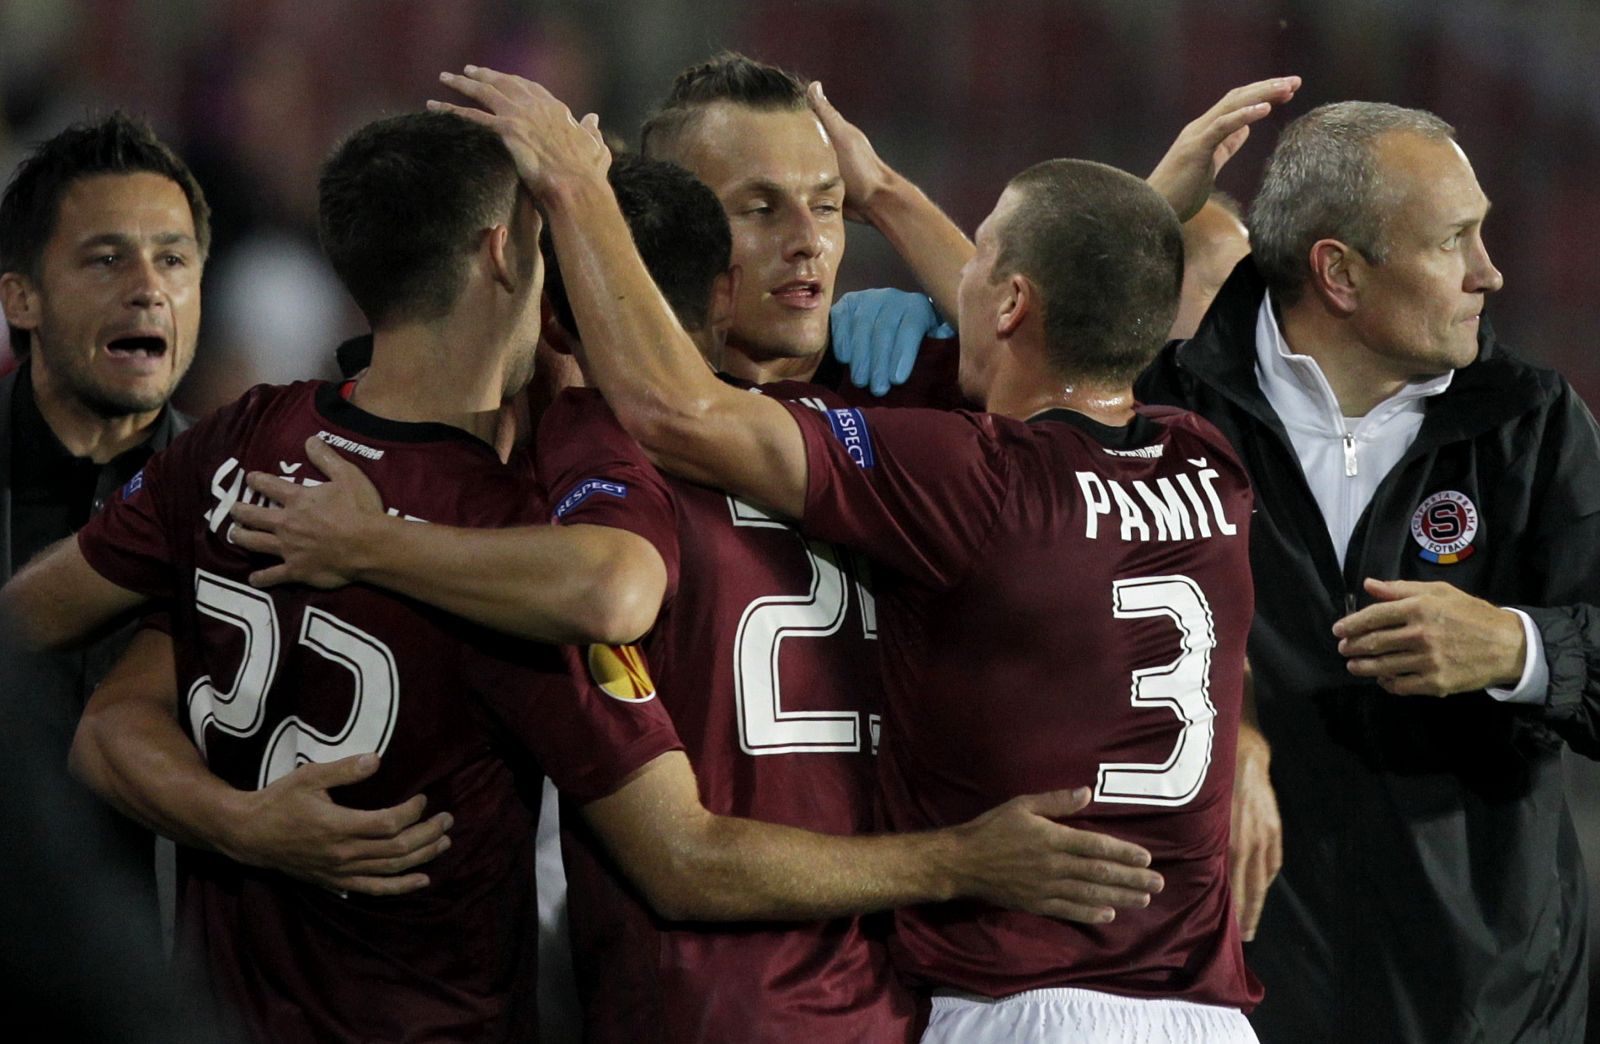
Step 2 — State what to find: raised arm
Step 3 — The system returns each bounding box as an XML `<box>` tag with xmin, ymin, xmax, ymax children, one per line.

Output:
<box><xmin>227</xmin><ymin>436</ymin><xmax>666</xmax><ymax>645</ymax></box>
<box><xmin>584</xmin><ymin>749</ymin><xmax>1163</xmax><ymax>924</ymax></box>
<box><xmin>821</xmin><ymin>77</ymin><xmax>1301</xmax><ymax>395</ymax></box>
<box><xmin>70</xmin><ymin>628</ymin><xmax>451</xmax><ymax>896</ymax></box>
<box><xmin>807</xmin><ymin>82</ymin><xmax>971</xmax><ymax>324</ymax></box>
<box><xmin>430</xmin><ymin>68</ymin><xmax>810</xmax><ymax>519</ymax></box>
<box><xmin>1145</xmin><ymin>76</ymin><xmax>1301</xmax><ymax>221</ymax></box>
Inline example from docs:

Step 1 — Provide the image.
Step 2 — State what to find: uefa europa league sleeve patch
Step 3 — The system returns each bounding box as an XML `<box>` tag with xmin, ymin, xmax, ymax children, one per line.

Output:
<box><xmin>586</xmin><ymin>643</ymin><xmax>658</xmax><ymax>702</ymax></box>
<box><xmin>1410</xmin><ymin>490</ymin><xmax>1479</xmax><ymax>564</ymax></box>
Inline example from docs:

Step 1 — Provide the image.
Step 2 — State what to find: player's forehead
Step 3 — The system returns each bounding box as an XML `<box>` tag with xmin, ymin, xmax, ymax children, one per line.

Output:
<box><xmin>50</xmin><ymin>172</ymin><xmax>196</xmax><ymax>251</ymax></box>
<box><xmin>673</xmin><ymin>102</ymin><xmax>840</xmax><ymax>200</ymax></box>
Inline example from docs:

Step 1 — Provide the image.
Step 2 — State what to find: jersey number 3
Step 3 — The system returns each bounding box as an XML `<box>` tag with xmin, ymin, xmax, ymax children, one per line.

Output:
<box><xmin>1095</xmin><ymin>575</ymin><xmax>1217</xmax><ymax>807</ymax></box>
<box><xmin>187</xmin><ymin>569</ymin><xmax>400</xmax><ymax>788</ymax></box>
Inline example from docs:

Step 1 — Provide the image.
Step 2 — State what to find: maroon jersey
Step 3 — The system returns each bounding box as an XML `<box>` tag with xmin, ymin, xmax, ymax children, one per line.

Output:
<box><xmin>817</xmin><ymin>333</ymin><xmax>971</xmax><ymax>412</ymax></box>
<box><xmin>539</xmin><ymin>387</ymin><xmax>916</xmax><ymax>1043</ymax></box>
<box><xmin>787</xmin><ymin>400</ymin><xmax>1262</xmax><ymax>1009</ymax></box>
<box><xmin>76</xmin><ymin>381</ymin><xmax>681</xmax><ymax>1043</ymax></box>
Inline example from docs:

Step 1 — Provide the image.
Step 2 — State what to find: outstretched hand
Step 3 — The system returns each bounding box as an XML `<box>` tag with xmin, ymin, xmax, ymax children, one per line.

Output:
<box><xmin>228</xmin><ymin>436</ymin><xmax>387</xmax><ymax>589</ymax></box>
<box><xmin>225</xmin><ymin>753</ymin><xmax>452</xmax><ymax>898</ymax></box>
<box><xmin>429</xmin><ymin>66</ymin><xmax>610</xmax><ymax>198</ymax></box>
<box><xmin>951</xmin><ymin>786</ymin><xmax>1163</xmax><ymax>924</ymax></box>
<box><xmin>1148</xmin><ymin>76</ymin><xmax>1302</xmax><ymax>220</ymax></box>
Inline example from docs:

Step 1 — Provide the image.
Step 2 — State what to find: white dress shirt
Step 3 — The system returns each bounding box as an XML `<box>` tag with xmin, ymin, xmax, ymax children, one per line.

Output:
<box><xmin>1253</xmin><ymin>294</ymin><xmax>1546</xmax><ymax>703</ymax></box>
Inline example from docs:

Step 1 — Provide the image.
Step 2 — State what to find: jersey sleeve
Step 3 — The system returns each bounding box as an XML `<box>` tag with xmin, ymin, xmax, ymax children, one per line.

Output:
<box><xmin>783</xmin><ymin>402</ymin><xmax>1010</xmax><ymax>589</ymax></box>
<box><xmin>536</xmin><ymin>388</ymin><xmax>681</xmax><ymax>601</ymax></box>
<box><xmin>464</xmin><ymin>632</ymin><xmax>682</xmax><ymax>803</ymax></box>
<box><xmin>76</xmin><ymin>424</ymin><xmax>196</xmax><ymax>600</ymax></box>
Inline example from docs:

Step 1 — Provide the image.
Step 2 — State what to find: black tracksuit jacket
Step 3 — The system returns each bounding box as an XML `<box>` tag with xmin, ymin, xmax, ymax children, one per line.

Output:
<box><xmin>1136</xmin><ymin>259</ymin><xmax>1600</xmax><ymax>1043</ymax></box>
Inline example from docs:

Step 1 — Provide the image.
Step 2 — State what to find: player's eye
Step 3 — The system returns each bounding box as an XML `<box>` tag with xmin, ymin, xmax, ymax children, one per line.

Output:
<box><xmin>813</xmin><ymin>202</ymin><xmax>841</xmax><ymax>216</ymax></box>
<box><xmin>161</xmin><ymin>253</ymin><xmax>189</xmax><ymax>267</ymax></box>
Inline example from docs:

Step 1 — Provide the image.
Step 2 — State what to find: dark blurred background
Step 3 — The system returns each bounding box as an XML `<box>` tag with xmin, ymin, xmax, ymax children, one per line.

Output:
<box><xmin>3</xmin><ymin>0</ymin><xmax>1598</xmax><ymax>1033</ymax></box>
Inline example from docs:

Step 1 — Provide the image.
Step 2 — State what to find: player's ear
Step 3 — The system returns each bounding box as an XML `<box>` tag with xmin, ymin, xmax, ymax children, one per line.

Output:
<box><xmin>0</xmin><ymin>271</ymin><xmax>40</xmax><ymax>332</ymax></box>
<box><xmin>1307</xmin><ymin>238</ymin><xmax>1359</xmax><ymax>317</ymax></box>
<box><xmin>710</xmin><ymin>266</ymin><xmax>738</xmax><ymax>338</ymax></box>
<box><xmin>485</xmin><ymin>224</ymin><xmax>516</xmax><ymax>293</ymax></box>
<box><xmin>997</xmin><ymin>272</ymin><xmax>1031</xmax><ymax>338</ymax></box>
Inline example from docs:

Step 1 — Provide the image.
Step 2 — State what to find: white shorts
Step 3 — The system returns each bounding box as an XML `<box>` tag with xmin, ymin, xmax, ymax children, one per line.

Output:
<box><xmin>922</xmin><ymin>987</ymin><xmax>1258</xmax><ymax>1044</ymax></box>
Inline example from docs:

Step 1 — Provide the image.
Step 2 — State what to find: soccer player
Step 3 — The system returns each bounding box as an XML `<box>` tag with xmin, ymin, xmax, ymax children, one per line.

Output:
<box><xmin>637</xmin><ymin>53</ymin><xmax>972</xmax><ymax>406</ymax></box>
<box><xmin>224</xmin><ymin>151</ymin><xmax>1166</xmax><ymax>1043</ymax></box>
<box><xmin>4</xmin><ymin>110</ymin><xmax>687</xmax><ymax>1041</ymax></box>
<box><xmin>232</xmin><ymin>59</ymin><xmax>1291</xmax><ymax>1040</ymax></box>
<box><xmin>11</xmin><ymin>111</ymin><xmax>1165</xmax><ymax>1042</ymax></box>
<box><xmin>434</xmin><ymin>68</ymin><xmax>1262</xmax><ymax>1043</ymax></box>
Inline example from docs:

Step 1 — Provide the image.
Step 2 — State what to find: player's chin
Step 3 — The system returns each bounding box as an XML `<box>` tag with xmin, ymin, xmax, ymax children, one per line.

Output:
<box><xmin>751</xmin><ymin>315</ymin><xmax>829</xmax><ymax>359</ymax></box>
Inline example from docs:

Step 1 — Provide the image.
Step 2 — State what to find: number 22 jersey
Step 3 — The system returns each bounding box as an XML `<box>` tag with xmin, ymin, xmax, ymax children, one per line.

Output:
<box><xmin>76</xmin><ymin>380</ymin><xmax>682</xmax><ymax>1043</ymax></box>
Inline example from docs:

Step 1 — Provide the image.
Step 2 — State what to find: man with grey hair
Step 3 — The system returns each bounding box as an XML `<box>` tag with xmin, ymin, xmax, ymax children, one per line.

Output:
<box><xmin>1137</xmin><ymin>100</ymin><xmax>1600</xmax><ymax>1042</ymax></box>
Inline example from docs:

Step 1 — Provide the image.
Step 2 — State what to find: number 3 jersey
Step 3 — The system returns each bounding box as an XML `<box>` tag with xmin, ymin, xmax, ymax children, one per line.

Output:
<box><xmin>75</xmin><ymin>381</ymin><xmax>682</xmax><ymax>1043</ymax></box>
<box><xmin>787</xmin><ymin>400</ymin><xmax>1263</xmax><ymax>1010</ymax></box>
<box><xmin>539</xmin><ymin>387</ymin><xmax>917</xmax><ymax>1043</ymax></box>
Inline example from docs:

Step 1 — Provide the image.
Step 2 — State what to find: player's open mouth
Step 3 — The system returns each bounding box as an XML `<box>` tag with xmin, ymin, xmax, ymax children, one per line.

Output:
<box><xmin>104</xmin><ymin>334</ymin><xmax>169</xmax><ymax>359</ymax></box>
<box><xmin>770</xmin><ymin>281</ymin><xmax>823</xmax><ymax>309</ymax></box>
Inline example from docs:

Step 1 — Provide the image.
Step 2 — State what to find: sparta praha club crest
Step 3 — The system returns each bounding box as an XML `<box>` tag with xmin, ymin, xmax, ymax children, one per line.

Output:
<box><xmin>1410</xmin><ymin>490</ymin><xmax>1479</xmax><ymax>564</ymax></box>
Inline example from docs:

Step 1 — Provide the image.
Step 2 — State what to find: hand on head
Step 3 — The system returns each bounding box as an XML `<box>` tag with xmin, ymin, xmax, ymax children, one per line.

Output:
<box><xmin>429</xmin><ymin>67</ymin><xmax>611</xmax><ymax>199</ymax></box>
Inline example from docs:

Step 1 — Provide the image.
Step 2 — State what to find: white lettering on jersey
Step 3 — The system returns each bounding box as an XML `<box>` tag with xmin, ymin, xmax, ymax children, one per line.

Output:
<box><xmin>1076</xmin><ymin>466</ymin><xmax>1238</xmax><ymax>541</ymax></box>
<box><xmin>205</xmin><ymin>457</ymin><xmax>248</xmax><ymax>533</ymax></box>
<box><xmin>1102</xmin><ymin>443</ymin><xmax>1165</xmax><ymax>459</ymax></box>
<box><xmin>204</xmin><ymin>455</ymin><xmax>429</xmax><ymax>539</ymax></box>
<box><xmin>1110</xmin><ymin>481</ymin><xmax>1151</xmax><ymax>542</ymax></box>
<box><xmin>314</xmin><ymin>430</ymin><xmax>385</xmax><ymax>460</ymax></box>
<box><xmin>1133</xmin><ymin>478</ymin><xmax>1195</xmax><ymax>541</ymax></box>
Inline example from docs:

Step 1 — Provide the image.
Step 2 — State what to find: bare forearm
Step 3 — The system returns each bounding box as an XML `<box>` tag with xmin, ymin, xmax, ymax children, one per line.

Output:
<box><xmin>584</xmin><ymin>752</ymin><xmax>955</xmax><ymax>919</ymax></box>
<box><xmin>356</xmin><ymin>517</ymin><xmax>659</xmax><ymax>644</ymax></box>
<box><xmin>2</xmin><ymin>536</ymin><xmax>144</xmax><ymax>651</ymax></box>
<box><xmin>543</xmin><ymin>178</ymin><xmax>724</xmax><ymax>458</ymax></box>
<box><xmin>70</xmin><ymin>695</ymin><xmax>242</xmax><ymax>855</ymax></box>
<box><xmin>543</xmin><ymin>176</ymin><xmax>807</xmax><ymax>517</ymax></box>
<box><xmin>658</xmin><ymin>814</ymin><xmax>961</xmax><ymax>922</ymax></box>
<box><xmin>858</xmin><ymin>169</ymin><xmax>973</xmax><ymax>324</ymax></box>
<box><xmin>589</xmin><ymin>754</ymin><xmax>1158</xmax><ymax>923</ymax></box>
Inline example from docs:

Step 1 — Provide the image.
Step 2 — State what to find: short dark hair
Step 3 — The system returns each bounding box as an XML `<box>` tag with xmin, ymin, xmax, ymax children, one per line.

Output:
<box><xmin>640</xmin><ymin>52</ymin><xmax>809</xmax><ymax>160</ymax></box>
<box><xmin>0</xmin><ymin>111</ymin><xmax>210</xmax><ymax>354</ymax></box>
<box><xmin>544</xmin><ymin>154</ymin><xmax>732</xmax><ymax>336</ymax></box>
<box><xmin>318</xmin><ymin>111</ymin><xmax>522</xmax><ymax>328</ymax></box>
<box><xmin>995</xmin><ymin>159</ymin><xmax>1184</xmax><ymax>385</ymax></box>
